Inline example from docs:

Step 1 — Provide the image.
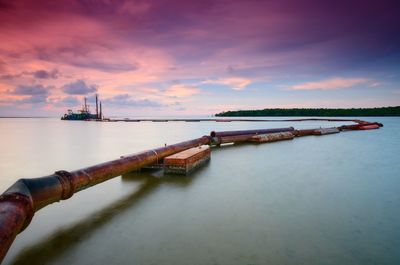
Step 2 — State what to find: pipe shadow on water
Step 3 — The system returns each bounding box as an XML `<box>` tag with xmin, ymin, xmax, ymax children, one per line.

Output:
<box><xmin>10</xmin><ymin>171</ymin><xmax>197</xmax><ymax>265</ymax></box>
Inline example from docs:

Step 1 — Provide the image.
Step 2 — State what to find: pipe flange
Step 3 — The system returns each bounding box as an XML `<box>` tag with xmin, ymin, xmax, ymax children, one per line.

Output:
<box><xmin>0</xmin><ymin>193</ymin><xmax>34</xmax><ymax>231</ymax></box>
<box><xmin>54</xmin><ymin>170</ymin><xmax>76</xmax><ymax>200</ymax></box>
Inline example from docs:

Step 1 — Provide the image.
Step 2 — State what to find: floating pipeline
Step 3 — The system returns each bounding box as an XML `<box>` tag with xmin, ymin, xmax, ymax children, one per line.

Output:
<box><xmin>249</xmin><ymin>132</ymin><xmax>295</xmax><ymax>143</ymax></box>
<box><xmin>314</xmin><ymin>127</ymin><xmax>340</xmax><ymax>135</ymax></box>
<box><xmin>0</xmin><ymin>118</ymin><xmax>383</xmax><ymax>262</ymax></box>
<box><xmin>210</xmin><ymin>127</ymin><xmax>295</xmax><ymax>138</ymax></box>
<box><xmin>339</xmin><ymin>122</ymin><xmax>383</xmax><ymax>131</ymax></box>
<box><xmin>210</xmin><ymin>127</ymin><xmax>295</xmax><ymax>145</ymax></box>
<box><xmin>358</xmin><ymin>124</ymin><xmax>381</xmax><ymax>130</ymax></box>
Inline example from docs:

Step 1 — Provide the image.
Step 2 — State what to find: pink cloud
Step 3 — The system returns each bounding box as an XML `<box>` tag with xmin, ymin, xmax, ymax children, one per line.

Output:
<box><xmin>203</xmin><ymin>77</ymin><xmax>252</xmax><ymax>90</ymax></box>
<box><xmin>290</xmin><ymin>78</ymin><xmax>369</xmax><ymax>90</ymax></box>
<box><xmin>164</xmin><ymin>84</ymin><xmax>200</xmax><ymax>98</ymax></box>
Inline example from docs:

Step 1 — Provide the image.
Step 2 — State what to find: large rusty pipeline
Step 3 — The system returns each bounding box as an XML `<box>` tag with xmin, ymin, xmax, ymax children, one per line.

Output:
<box><xmin>0</xmin><ymin>135</ymin><xmax>210</xmax><ymax>262</ymax></box>
<box><xmin>0</xmin><ymin>121</ymin><xmax>383</xmax><ymax>262</ymax></box>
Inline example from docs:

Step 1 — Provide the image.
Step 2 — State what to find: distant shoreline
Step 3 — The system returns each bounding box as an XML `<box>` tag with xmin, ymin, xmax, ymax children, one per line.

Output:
<box><xmin>216</xmin><ymin>106</ymin><xmax>400</xmax><ymax>117</ymax></box>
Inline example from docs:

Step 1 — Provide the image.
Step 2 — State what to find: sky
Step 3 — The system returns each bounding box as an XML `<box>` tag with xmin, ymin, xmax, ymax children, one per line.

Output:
<box><xmin>0</xmin><ymin>0</ymin><xmax>399</xmax><ymax>117</ymax></box>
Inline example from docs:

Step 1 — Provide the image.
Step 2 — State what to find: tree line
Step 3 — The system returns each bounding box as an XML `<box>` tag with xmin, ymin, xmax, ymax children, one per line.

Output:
<box><xmin>216</xmin><ymin>106</ymin><xmax>400</xmax><ymax>117</ymax></box>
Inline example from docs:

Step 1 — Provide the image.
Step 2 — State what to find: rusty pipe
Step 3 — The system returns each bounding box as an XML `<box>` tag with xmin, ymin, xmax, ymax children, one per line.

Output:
<box><xmin>339</xmin><ymin>122</ymin><xmax>383</xmax><ymax>131</ymax></box>
<box><xmin>210</xmin><ymin>127</ymin><xmax>294</xmax><ymax>138</ymax></box>
<box><xmin>0</xmin><ymin>135</ymin><xmax>211</xmax><ymax>262</ymax></box>
<box><xmin>214</xmin><ymin>134</ymin><xmax>255</xmax><ymax>145</ymax></box>
<box><xmin>292</xmin><ymin>129</ymin><xmax>318</xmax><ymax>137</ymax></box>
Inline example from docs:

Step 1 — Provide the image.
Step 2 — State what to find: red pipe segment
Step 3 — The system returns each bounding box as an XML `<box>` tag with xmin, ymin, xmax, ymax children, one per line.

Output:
<box><xmin>358</xmin><ymin>124</ymin><xmax>380</xmax><ymax>130</ymax></box>
<box><xmin>339</xmin><ymin>122</ymin><xmax>383</xmax><ymax>131</ymax></box>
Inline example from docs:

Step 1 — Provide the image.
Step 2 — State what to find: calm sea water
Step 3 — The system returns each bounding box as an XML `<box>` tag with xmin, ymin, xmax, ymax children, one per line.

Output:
<box><xmin>0</xmin><ymin>117</ymin><xmax>399</xmax><ymax>265</ymax></box>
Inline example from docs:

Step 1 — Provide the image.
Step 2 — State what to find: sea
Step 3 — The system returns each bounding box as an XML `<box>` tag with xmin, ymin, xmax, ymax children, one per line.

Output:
<box><xmin>0</xmin><ymin>117</ymin><xmax>399</xmax><ymax>265</ymax></box>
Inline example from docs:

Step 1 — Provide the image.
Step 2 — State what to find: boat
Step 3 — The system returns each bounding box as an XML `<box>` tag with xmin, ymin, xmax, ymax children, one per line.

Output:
<box><xmin>61</xmin><ymin>94</ymin><xmax>102</xmax><ymax>120</ymax></box>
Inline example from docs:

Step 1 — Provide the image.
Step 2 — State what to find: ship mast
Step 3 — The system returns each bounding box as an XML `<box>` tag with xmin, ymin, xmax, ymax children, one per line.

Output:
<box><xmin>99</xmin><ymin>101</ymin><xmax>102</xmax><ymax>119</ymax></box>
<box><xmin>95</xmin><ymin>94</ymin><xmax>99</xmax><ymax>119</ymax></box>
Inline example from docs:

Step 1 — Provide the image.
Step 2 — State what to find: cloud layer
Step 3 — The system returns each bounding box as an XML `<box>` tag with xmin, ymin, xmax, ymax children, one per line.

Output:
<box><xmin>1</xmin><ymin>0</ymin><xmax>399</xmax><ymax>115</ymax></box>
<box><xmin>290</xmin><ymin>78</ymin><xmax>370</xmax><ymax>90</ymax></box>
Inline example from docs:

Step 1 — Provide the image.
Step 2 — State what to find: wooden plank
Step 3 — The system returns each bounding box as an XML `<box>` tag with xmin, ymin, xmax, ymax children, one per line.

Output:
<box><xmin>164</xmin><ymin>146</ymin><xmax>211</xmax><ymax>175</ymax></box>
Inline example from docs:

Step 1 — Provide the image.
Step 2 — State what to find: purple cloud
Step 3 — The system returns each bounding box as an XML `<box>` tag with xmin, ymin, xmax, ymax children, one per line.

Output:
<box><xmin>0</xmin><ymin>74</ymin><xmax>19</xmax><ymax>80</ymax></box>
<box><xmin>61</xmin><ymin>80</ymin><xmax>97</xmax><ymax>95</ymax></box>
<box><xmin>35</xmin><ymin>46</ymin><xmax>139</xmax><ymax>73</ymax></box>
<box><xmin>1</xmin><ymin>69</ymin><xmax>59</xmax><ymax>80</ymax></box>
<box><xmin>52</xmin><ymin>96</ymin><xmax>80</xmax><ymax>107</ymax></box>
<box><xmin>19</xmin><ymin>94</ymin><xmax>48</xmax><ymax>104</ymax></box>
<box><xmin>13</xmin><ymin>84</ymin><xmax>48</xmax><ymax>95</ymax></box>
<box><xmin>104</xmin><ymin>94</ymin><xmax>164</xmax><ymax>108</ymax></box>
<box><xmin>32</xmin><ymin>69</ymin><xmax>59</xmax><ymax>79</ymax></box>
<box><xmin>10</xmin><ymin>84</ymin><xmax>50</xmax><ymax>104</ymax></box>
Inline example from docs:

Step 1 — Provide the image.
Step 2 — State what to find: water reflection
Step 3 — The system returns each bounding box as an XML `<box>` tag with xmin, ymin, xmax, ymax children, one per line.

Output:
<box><xmin>11</xmin><ymin>170</ymin><xmax>196</xmax><ymax>265</ymax></box>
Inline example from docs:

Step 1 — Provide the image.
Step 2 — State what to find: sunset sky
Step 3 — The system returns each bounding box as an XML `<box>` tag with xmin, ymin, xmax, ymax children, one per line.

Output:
<box><xmin>0</xmin><ymin>0</ymin><xmax>399</xmax><ymax>116</ymax></box>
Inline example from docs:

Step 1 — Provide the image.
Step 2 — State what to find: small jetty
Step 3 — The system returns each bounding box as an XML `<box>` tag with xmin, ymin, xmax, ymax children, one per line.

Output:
<box><xmin>0</xmin><ymin>118</ymin><xmax>383</xmax><ymax>262</ymax></box>
<box><xmin>164</xmin><ymin>146</ymin><xmax>211</xmax><ymax>175</ymax></box>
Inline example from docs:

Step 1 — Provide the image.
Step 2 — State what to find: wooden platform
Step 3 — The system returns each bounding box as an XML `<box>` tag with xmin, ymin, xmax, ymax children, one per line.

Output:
<box><xmin>164</xmin><ymin>146</ymin><xmax>211</xmax><ymax>175</ymax></box>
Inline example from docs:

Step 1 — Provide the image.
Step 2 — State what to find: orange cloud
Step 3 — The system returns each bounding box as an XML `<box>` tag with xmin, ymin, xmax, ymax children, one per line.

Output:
<box><xmin>290</xmin><ymin>78</ymin><xmax>369</xmax><ymax>90</ymax></box>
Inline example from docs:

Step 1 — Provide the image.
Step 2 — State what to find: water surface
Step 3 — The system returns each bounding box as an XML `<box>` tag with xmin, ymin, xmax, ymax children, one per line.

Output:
<box><xmin>0</xmin><ymin>117</ymin><xmax>399</xmax><ymax>265</ymax></box>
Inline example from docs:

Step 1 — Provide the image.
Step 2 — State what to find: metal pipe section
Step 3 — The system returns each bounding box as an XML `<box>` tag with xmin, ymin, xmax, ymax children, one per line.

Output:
<box><xmin>249</xmin><ymin>132</ymin><xmax>295</xmax><ymax>143</ymax></box>
<box><xmin>216</xmin><ymin>134</ymin><xmax>255</xmax><ymax>144</ymax></box>
<box><xmin>339</xmin><ymin>122</ymin><xmax>383</xmax><ymax>131</ymax></box>
<box><xmin>210</xmin><ymin>127</ymin><xmax>294</xmax><ymax>138</ymax></box>
<box><xmin>0</xmin><ymin>135</ymin><xmax>211</xmax><ymax>262</ymax></box>
<box><xmin>292</xmin><ymin>129</ymin><xmax>318</xmax><ymax>137</ymax></box>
